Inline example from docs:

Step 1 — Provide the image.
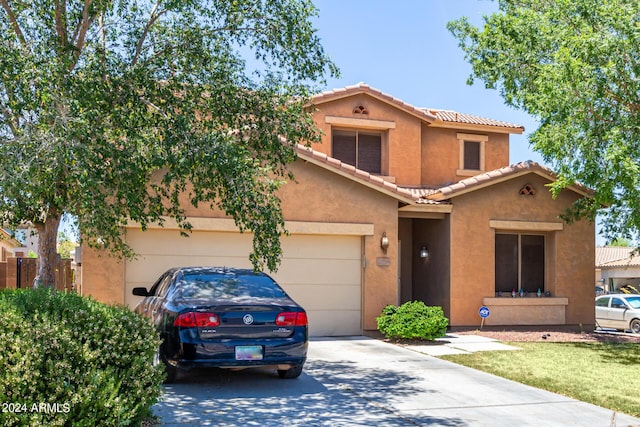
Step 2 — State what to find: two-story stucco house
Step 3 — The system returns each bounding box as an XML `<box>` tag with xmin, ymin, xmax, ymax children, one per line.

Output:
<box><xmin>80</xmin><ymin>83</ymin><xmax>595</xmax><ymax>336</ymax></box>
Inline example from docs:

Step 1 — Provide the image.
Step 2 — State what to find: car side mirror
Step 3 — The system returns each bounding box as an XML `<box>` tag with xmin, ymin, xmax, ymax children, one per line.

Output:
<box><xmin>132</xmin><ymin>287</ymin><xmax>150</xmax><ymax>297</ymax></box>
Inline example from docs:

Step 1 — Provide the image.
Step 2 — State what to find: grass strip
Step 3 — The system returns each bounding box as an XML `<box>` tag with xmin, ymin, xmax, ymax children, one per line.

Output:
<box><xmin>440</xmin><ymin>342</ymin><xmax>640</xmax><ymax>417</ymax></box>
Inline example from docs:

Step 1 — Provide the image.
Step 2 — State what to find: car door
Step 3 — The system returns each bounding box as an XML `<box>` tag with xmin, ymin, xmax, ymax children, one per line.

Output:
<box><xmin>595</xmin><ymin>296</ymin><xmax>611</xmax><ymax>328</ymax></box>
<box><xmin>608</xmin><ymin>297</ymin><xmax>628</xmax><ymax>329</ymax></box>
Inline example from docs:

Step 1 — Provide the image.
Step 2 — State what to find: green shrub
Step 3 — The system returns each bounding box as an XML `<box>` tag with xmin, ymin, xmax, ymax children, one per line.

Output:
<box><xmin>376</xmin><ymin>300</ymin><xmax>449</xmax><ymax>341</ymax></box>
<box><xmin>0</xmin><ymin>288</ymin><xmax>164</xmax><ymax>426</ymax></box>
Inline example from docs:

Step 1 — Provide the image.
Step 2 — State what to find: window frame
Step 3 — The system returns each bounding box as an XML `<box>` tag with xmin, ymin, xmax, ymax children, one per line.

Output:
<box><xmin>331</xmin><ymin>128</ymin><xmax>384</xmax><ymax>174</ymax></box>
<box><xmin>457</xmin><ymin>133</ymin><xmax>487</xmax><ymax>176</ymax></box>
<box><xmin>495</xmin><ymin>232</ymin><xmax>546</xmax><ymax>294</ymax></box>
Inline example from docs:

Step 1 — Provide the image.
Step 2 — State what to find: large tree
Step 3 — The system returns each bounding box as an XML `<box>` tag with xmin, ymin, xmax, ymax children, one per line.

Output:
<box><xmin>448</xmin><ymin>0</ymin><xmax>640</xmax><ymax>242</ymax></box>
<box><xmin>0</xmin><ymin>0</ymin><xmax>337</xmax><ymax>286</ymax></box>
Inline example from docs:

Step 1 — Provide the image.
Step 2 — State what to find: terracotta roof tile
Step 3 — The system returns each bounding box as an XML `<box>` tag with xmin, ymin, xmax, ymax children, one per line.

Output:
<box><xmin>312</xmin><ymin>83</ymin><xmax>437</xmax><ymax>122</ymax></box>
<box><xmin>430</xmin><ymin>161</ymin><xmax>593</xmax><ymax>201</ymax></box>
<box><xmin>312</xmin><ymin>83</ymin><xmax>524</xmax><ymax>133</ymax></box>
<box><xmin>426</xmin><ymin>109</ymin><xmax>524</xmax><ymax>131</ymax></box>
<box><xmin>295</xmin><ymin>144</ymin><xmax>417</xmax><ymax>202</ymax></box>
<box><xmin>596</xmin><ymin>246</ymin><xmax>636</xmax><ymax>267</ymax></box>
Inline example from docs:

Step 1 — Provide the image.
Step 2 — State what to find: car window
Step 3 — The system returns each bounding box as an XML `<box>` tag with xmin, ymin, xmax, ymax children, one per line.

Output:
<box><xmin>172</xmin><ymin>273</ymin><xmax>287</xmax><ymax>300</ymax></box>
<box><xmin>148</xmin><ymin>274</ymin><xmax>168</xmax><ymax>296</ymax></box>
<box><xmin>625</xmin><ymin>296</ymin><xmax>640</xmax><ymax>309</ymax></box>
<box><xmin>155</xmin><ymin>275</ymin><xmax>173</xmax><ymax>298</ymax></box>
<box><xmin>595</xmin><ymin>297</ymin><xmax>610</xmax><ymax>307</ymax></box>
<box><xmin>611</xmin><ymin>298</ymin><xmax>626</xmax><ymax>309</ymax></box>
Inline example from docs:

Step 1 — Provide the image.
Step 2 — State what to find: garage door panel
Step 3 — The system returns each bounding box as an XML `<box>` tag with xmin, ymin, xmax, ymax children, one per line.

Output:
<box><xmin>307</xmin><ymin>310</ymin><xmax>361</xmax><ymax>336</ymax></box>
<box><xmin>127</xmin><ymin>230</ymin><xmax>253</xmax><ymax>256</ymax></box>
<box><xmin>281</xmin><ymin>235</ymin><xmax>361</xmax><ymax>259</ymax></box>
<box><xmin>125</xmin><ymin>229</ymin><xmax>363</xmax><ymax>336</ymax></box>
<box><xmin>284</xmin><ymin>284</ymin><xmax>360</xmax><ymax>311</ymax></box>
<box><xmin>273</xmin><ymin>258</ymin><xmax>361</xmax><ymax>285</ymax></box>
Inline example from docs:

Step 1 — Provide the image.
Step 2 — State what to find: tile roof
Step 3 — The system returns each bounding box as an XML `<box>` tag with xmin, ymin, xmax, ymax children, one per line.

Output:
<box><xmin>425</xmin><ymin>109</ymin><xmax>524</xmax><ymax>132</ymax></box>
<box><xmin>596</xmin><ymin>246</ymin><xmax>640</xmax><ymax>267</ymax></box>
<box><xmin>428</xmin><ymin>161</ymin><xmax>593</xmax><ymax>201</ymax></box>
<box><xmin>311</xmin><ymin>83</ymin><xmax>524</xmax><ymax>133</ymax></box>
<box><xmin>312</xmin><ymin>83</ymin><xmax>437</xmax><ymax>123</ymax></box>
<box><xmin>295</xmin><ymin>144</ymin><xmax>417</xmax><ymax>203</ymax></box>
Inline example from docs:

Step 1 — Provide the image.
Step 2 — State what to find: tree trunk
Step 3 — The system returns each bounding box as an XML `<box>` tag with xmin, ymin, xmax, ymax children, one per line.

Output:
<box><xmin>34</xmin><ymin>209</ymin><xmax>62</xmax><ymax>288</ymax></box>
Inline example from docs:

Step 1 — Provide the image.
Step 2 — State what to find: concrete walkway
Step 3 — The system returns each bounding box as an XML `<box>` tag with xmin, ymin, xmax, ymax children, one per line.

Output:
<box><xmin>153</xmin><ymin>337</ymin><xmax>640</xmax><ymax>426</ymax></box>
<box><xmin>402</xmin><ymin>333</ymin><xmax>521</xmax><ymax>356</ymax></box>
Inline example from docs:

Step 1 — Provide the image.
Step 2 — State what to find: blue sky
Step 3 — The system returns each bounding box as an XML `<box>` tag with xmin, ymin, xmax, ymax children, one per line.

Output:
<box><xmin>311</xmin><ymin>0</ymin><xmax>545</xmax><ymax>166</ymax></box>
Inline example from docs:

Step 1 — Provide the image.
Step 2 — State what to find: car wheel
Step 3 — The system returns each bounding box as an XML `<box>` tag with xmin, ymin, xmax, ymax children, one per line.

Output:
<box><xmin>631</xmin><ymin>319</ymin><xmax>640</xmax><ymax>334</ymax></box>
<box><xmin>277</xmin><ymin>364</ymin><xmax>303</xmax><ymax>379</ymax></box>
<box><xmin>154</xmin><ymin>345</ymin><xmax>178</xmax><ymax>383</ymax></box>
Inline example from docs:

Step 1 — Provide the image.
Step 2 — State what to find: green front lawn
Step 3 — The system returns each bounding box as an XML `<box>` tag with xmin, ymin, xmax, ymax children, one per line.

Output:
<box><xmin>441</xmin><ymin>342</ymin><xmax>640</xmax><ymax>417</ymax></box>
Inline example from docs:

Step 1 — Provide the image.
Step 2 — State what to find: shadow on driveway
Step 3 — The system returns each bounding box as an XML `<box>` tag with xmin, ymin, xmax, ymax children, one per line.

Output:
<box><xmin>153</xmin><ymin>356</ymin><xmax>464</xmax><ymax>426</ymax></box>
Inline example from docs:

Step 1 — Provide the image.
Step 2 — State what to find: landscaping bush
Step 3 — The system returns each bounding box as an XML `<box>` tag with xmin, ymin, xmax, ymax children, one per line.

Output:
<box><xmin>376</xmin><ymin>300</ymin><xmax>449</xmax><ymax>341</ymax></box>
<box><xmin>0</xmin><ymin>288</ymin><xmax>164</xmax><ymax>426</ymax></box>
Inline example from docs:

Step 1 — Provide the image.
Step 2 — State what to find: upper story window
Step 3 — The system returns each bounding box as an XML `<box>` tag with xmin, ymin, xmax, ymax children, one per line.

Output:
<box><xmin>457</xmin><ymin>133</ymin><xmax>487</xmax><ymax>176</ymax></box>
<box><xmin>332</xmin><ymin>129</ymin><xmax>382</xmax><ymax>174</ymax></box>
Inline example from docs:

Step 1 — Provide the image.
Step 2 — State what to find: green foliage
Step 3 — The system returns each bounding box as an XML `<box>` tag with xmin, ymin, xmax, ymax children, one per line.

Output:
<box><xmin>0</xmin><ymin>1</ymin><xmax>338</xmax><ymax>280</ymax></box>
<box><xmin>448</xmin><ymin>0</ymin><xmax>640</xmax><ymax>242</ymax></box>
<box><xmin>376</xmin><ymin>301</ymin><xmax>449</xmax><ymax>341</ymax></box>
<box><xmin>0</xmin><ymin>289</ymin><xmax>164</xmax><ymax>426</ymax></box>
<box><xmin>56</xmin><ymin>231</ymin><xmax>77</xmax><ymax>259</ymax></box>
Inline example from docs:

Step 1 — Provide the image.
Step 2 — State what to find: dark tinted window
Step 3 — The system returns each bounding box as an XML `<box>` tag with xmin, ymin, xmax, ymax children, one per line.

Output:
<box><xmin>595</xmin><ymin>297</ymin><xmax>610</xmax><ymax>307</ymax></box>
<box><xmin>171</xmin><ymin>273</ymin><xmax>287</xmax><ymax>300</ymax></box>
<box><xmin>464</xmin><ymin>140</ymin><xmax>480</xmax><ymax>170</ymax></box>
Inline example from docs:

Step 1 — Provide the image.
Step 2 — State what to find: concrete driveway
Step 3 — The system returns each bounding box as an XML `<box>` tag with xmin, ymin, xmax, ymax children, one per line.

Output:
<box><xmin>153</xmin><ymin>337</ymin><xmax>640</xmax><ymax>426</ymax></box>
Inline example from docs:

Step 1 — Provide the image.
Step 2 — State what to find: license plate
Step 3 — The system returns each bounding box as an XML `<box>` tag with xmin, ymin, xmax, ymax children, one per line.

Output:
<box><xmin>235</xmin><ymin>345</ymin><xmax>263</xmax><ymax>361</ymax></box>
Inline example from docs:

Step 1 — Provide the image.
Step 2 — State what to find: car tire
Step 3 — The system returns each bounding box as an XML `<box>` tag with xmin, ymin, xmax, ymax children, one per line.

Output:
<box><xmin>631</xmin><ymin>319</ymin><xmax>640</xmax><ymax>334</ymax></box>
<box><xmin>277</xmin><ymin>364</ymin><xmax>303</xmax><ymax>379</ymax></box>
<box><xmin>154</xmin><ymin>345</ymin><xmax>178</xmax><ymax>383</ymax></box>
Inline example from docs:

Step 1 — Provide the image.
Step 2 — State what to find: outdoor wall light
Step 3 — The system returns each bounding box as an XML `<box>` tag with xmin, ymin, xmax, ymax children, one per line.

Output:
<box><xmin>419</xmin><ymin>245</ymin><xmax>430</xmax><ymax>260</ymax></box>
<box><xmin>380</xmin><ymin>232</ymin><xmax>389</xmax><ymax>253</ymax></box>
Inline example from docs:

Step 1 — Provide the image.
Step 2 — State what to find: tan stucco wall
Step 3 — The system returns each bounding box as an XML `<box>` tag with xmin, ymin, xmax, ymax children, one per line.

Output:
<box><xmin>80</xmin><ymin>158</ymin><xmax>400</xmax><ymax>332</ymax></box>
<box><xmin>447</xmin><ymin>174</ymin><xmax>595</xmax><ymax>327</ymax></box>
<box><xmin>311</xmin><ymin>94</ymin><xmax>423</xmax><ymax>186</ymax></box>
<box><xmin>421</xmin><ymin>126</ymin><xmax>510</xmax><ymax>187</ymax></box>
<box><xmin>80</xmin><ymin>246</ymin><xmax>124</xmax><ymax>306</ymax></box>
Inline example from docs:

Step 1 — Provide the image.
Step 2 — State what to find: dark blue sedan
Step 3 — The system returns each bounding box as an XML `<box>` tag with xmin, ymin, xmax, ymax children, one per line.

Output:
<box><xmin>132</xmin><ymin>267</ymin><xmax>308</xmax><ymax>382</ymax></box>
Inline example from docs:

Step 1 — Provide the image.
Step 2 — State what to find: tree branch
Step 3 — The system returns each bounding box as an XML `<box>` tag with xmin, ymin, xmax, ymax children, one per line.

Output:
<box><xmin>69</xmin><ymin>0</ymin><xmax>94</xmax><ymax>71</ymax></box>
<box><xmin>131</xmin><ymin>1</ymin><xmax>168</xmax><ymax>68</ymax></box>
<box><xmin>0</xmin><ymin>103</ymin><xmax>18</xmax><ymax>137</ymax></box>
<box><xmin>54</xmin><ymin>0</ymin><xmax>69</xmax><ymax>51</ymax></box>
<box><xmin>0</xmin><ymin>0</ymin><xmax>28</xmax><ymax>49</ymax></box>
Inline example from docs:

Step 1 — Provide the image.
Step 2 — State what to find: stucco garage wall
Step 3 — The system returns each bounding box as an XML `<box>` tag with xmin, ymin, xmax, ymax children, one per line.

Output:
<box><xmin>447</xmin><ymin>174</ymin><xmax>594</xmax><ymax>327</ymax></box>
<box><xmin>81</xmin><ymin>158</ymin><xmax>401</xmax><ymax>335</ymax></box>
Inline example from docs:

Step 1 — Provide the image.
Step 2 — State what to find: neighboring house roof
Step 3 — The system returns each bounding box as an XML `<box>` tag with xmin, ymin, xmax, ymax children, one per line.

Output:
<box><xmin>0</xmin><ymin>229</ymin><xmax>22</xmax><ymax>247</ymax></box>
<box><xmin>596</xmin><ymin>246</ymin><xmax>640</xmax><ymax>268</ymax></box>
<box><xmin>311</xmin><ymin>82</ymin><xmax>524</xmax><ymax>134</ymax></box>
<box><xmin>427</xmin><ymin>161</ymin><xmax>593</xmax><ymax>201</ymax></box>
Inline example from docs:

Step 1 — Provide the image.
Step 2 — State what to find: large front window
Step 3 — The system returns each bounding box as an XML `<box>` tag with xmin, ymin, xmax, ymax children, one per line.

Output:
<box><xmin>495</xmin><ymin>234</ymin><xmax>545</xmax><ymax>293</ymax></box>
<box><xmin>332</xmin><ymin>129</ymin><xmax>381</xmax><ymax>174</ymax></box>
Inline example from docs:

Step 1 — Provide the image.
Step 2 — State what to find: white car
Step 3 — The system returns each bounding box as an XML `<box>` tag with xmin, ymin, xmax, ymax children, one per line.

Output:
<box><xmin>595</xmin><ymin>294</ymin><xmax>640</xmax><ymax>333</ymax></box>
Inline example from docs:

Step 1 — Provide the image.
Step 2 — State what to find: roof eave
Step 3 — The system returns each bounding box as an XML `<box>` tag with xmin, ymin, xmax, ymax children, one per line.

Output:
<box><xmin>428</xmin><ymin>120</ymin><xmax>525</xmax><ymax>135</ymax></box>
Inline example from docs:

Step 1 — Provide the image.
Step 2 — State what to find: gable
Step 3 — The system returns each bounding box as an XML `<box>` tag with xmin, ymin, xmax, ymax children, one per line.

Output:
<box><xmin>428</xmin><ymin>161</ymin><xmax>592</xmax><ymax>202</ymax></box>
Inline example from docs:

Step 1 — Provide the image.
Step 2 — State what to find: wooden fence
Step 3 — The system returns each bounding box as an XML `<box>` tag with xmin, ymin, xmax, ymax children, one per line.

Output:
<box><xmin>0</xmin><ymin>257</ymin><xmax>73</xmax><ymax>291</ymax></box>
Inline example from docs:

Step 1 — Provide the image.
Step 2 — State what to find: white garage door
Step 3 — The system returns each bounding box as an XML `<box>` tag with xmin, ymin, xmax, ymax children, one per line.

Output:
<box><xmin>125</xmin><ymin>229</ymin><xmax>362</xmax><ymax>336</ymax></box>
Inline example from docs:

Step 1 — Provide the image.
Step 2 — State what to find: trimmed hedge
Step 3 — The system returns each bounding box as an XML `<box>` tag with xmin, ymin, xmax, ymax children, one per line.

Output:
<box><xmin>0</xmin><ymin>288</ymin><xmax>164</xmax><ymax>426</ymax></box>
<box><xmin>376</xmin><ymin>300</ymin><xmax>449</xmax><ymax>341</ymax></box>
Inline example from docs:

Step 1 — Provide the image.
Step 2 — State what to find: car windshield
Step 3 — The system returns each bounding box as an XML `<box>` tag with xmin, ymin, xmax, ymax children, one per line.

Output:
<box><xmin>625</xmin><ymin>296</ymin><xmax>640</xmax><ymax>309</ymax></box>
<box><xmin>171</xmin><ymin>272</ymin><xmax>287</xmax><ymax>300</ymax></box>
